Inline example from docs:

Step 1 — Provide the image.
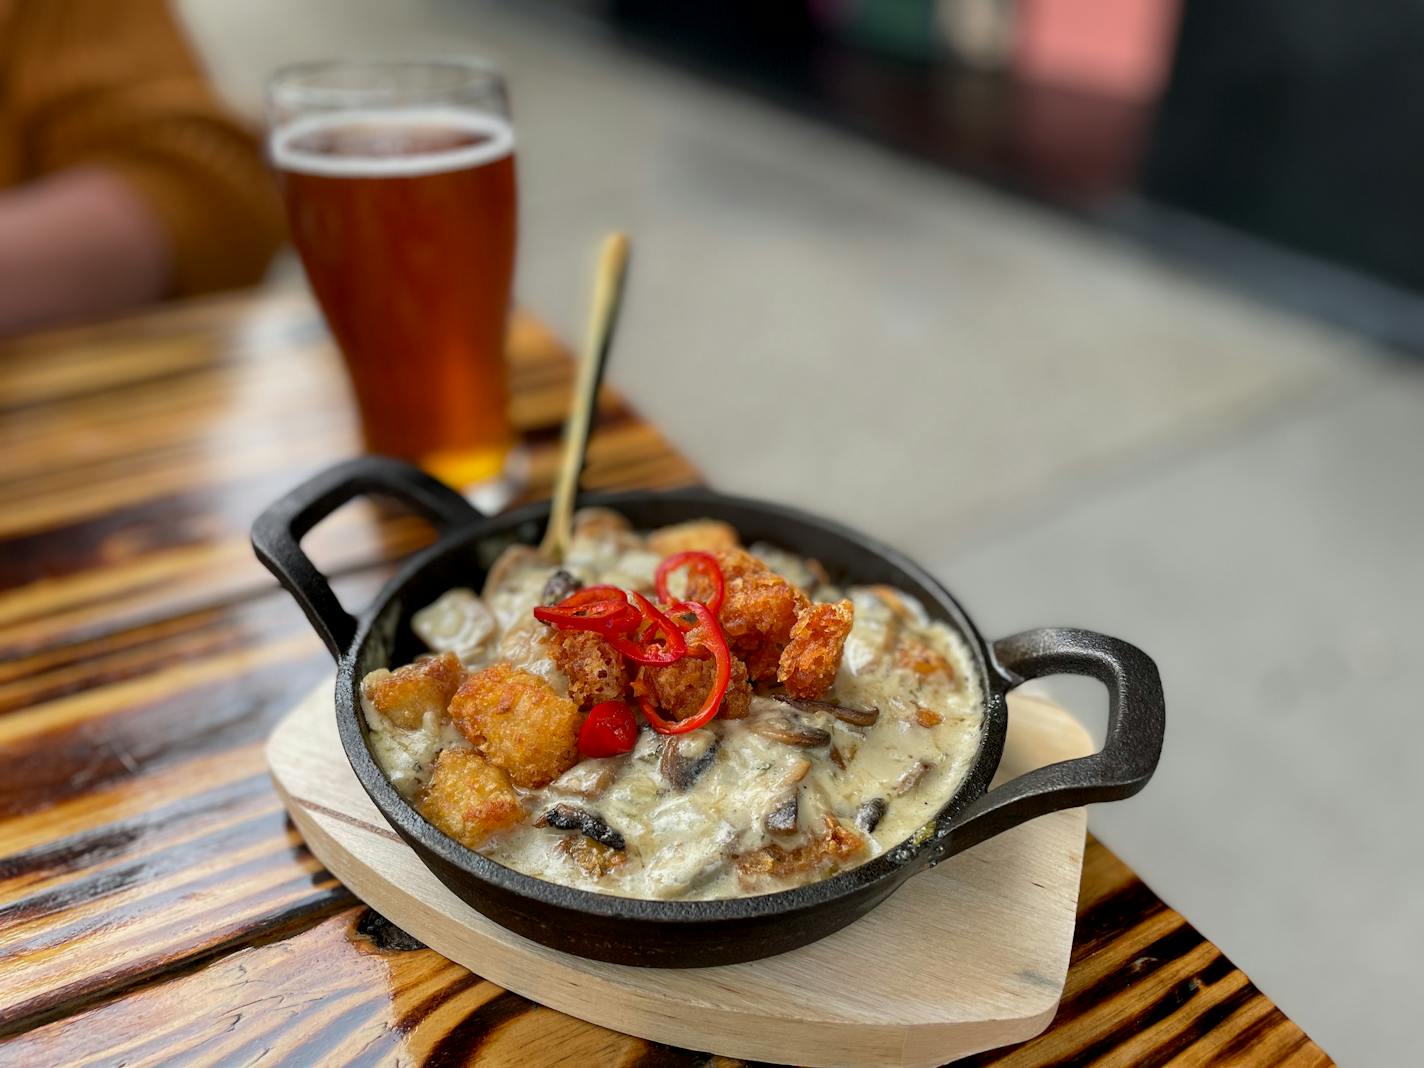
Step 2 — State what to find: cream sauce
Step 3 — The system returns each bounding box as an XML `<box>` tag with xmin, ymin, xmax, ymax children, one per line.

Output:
<box><xmin>360</xmin><ymin>519</ymin><xmax>983</xmax><ymax>900</ymax></box>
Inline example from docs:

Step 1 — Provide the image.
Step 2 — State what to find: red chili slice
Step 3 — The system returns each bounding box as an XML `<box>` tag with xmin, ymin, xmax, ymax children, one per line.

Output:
<box><xmin>639</xmin><ymin>601</ymin><xmax>731</xmax><ymax>735</ymax></box>
<box><xmin>607</xmin><ymin>590</ymin><xmax>688</xmax><ymax>665</ymax></box>
<box><xmin>533</xmin><ymin>586</ymin><xmax>641</xmax><ymax>636</ymax></box>
<box><xmin>558</xmin><ymin>585</ymin><xmax>634</xmax><ymax>611</ymax></box>
<box><xmin>578</xmin><ymin>700</ymin><xmax>639</xmax><ymax>757</ymax></box>
<box><xmin>654</xmin><ymin>551</ymin><xmax>725</xmax><ymax>617</ymax></box>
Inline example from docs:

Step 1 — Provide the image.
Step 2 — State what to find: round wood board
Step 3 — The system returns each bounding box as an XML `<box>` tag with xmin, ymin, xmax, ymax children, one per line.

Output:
<box><xmin>267</xmin><ymin>684</ymin><xmax>1091</xmax><ymax>1067</ymax></box>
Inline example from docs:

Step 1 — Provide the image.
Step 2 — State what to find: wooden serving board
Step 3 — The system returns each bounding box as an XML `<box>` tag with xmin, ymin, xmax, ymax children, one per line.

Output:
<box><xmin>267</xmin><ymin>684</ymin><xmax>1092</xmax><ymax>1067</ymax></box>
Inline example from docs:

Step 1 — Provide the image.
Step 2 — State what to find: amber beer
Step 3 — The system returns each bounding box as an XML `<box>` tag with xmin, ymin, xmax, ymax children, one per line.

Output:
<box><xmin>273</xmin><ymin>109</ymin><xmax>517</xmax><ymax>485</ymax></box>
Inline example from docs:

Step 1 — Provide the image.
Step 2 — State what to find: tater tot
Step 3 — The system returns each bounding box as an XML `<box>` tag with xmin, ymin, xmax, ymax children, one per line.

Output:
<box><xmin>448</xmin><ymin>663</ymin><xmax>582</xmax><ymax>788</ymax></box>
<box><xmin>419</xmin><ymin>748</ymin><xmax>524</xmax><ymax>849</ymax></box>
<box><xmin>647</xmin><ymin>519</ymin><xmax>741</xmax><ymax>557</ymax></box>
<box><xmin>360</xmin><ymin>651</ymin><xmax>463</xmax><ymax>730</ymax></box>
<box><xmin>571</xmin><ymin>507</ymin><xmax>635</xmax><ymax>543</ymax></box>
<box><xmin>636</xmin><ymin>654</ymin><xmax>751</xmax><ymax>721</ymax></box>
<box><xmin>545</xmin><ymin>629</ymin><xmax>631</xmax><ymax>709</ymax></box>
<box><xmin>778</xmin><ymin>599</ymin><xmax>854</xmax><ymax>699</ymax></box>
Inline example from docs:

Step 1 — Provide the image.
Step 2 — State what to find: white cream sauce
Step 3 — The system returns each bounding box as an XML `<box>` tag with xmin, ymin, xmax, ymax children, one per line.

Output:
<box><xmin>361</xmin><ymin>520</ymin><xmax>983</xmax><ymax>900</ymax></box>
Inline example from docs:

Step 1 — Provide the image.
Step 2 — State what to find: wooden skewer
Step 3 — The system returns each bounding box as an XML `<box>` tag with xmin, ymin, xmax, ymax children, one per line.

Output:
<box><xmin>540</xmin><ymin>232</ymin><xmax>631</xmax><ymax>561</ymax></box>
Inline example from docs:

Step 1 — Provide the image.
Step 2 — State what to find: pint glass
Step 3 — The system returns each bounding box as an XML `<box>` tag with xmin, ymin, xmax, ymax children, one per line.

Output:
<box><xmin>268</xmin><ymin>60</ymin><xmax>517</xmax><ymax>486</ymax></box>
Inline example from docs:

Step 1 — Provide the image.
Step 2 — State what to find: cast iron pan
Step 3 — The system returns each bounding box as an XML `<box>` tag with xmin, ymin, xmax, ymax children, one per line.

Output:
<box><xmin>253</xmin><ymin>456</ymin><xmax>1165</xmax><ymax>967</ymax></box>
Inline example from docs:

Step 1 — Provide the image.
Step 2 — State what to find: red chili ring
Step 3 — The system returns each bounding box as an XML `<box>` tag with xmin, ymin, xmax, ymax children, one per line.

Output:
<box><xmin>533</xmin><ymin>586</ymin><xmax>642</xmax><ymax>637</ymax></box>
<box><xmin>641</xmin><ymin>601</ymin><xmax>731</xmax><ymax>734</ymax></box>
<box><xmin>607</xmin><ymin>590</ymin><xmax>689</xmax><ymax>665</ymax></box>
<box><xmin>654</xmin><ymin>551</ymin><xmax>725</xmax><ymax>617</ymax></box>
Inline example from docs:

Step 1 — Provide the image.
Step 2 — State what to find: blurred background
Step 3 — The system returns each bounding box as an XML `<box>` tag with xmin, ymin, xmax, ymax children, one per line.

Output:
<box><xmin>7</xmin><ymin>0</ymin><xmax>1421</xmax><ymax>1062</ymax></box>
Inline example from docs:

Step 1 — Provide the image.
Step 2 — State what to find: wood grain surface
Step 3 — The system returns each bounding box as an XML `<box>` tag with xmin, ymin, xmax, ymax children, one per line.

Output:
<box><xmin>0</xmin><ymin>289</ymin><xmax>1331</xmax><ymax>1066</ymax></box>
<box><xmin>269</xmin><ymin>684</ymin><xmax>1095</xmax><ymax>1068</ymax></box>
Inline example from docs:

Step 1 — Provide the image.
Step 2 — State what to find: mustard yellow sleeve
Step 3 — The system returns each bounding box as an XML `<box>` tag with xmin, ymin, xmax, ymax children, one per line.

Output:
<box><xmin>6</xmin><ymin>0</ymin><xmax>286</xmax><ymax>297</ymax></box>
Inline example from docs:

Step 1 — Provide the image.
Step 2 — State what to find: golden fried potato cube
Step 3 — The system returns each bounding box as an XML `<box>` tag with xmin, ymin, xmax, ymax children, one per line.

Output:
<box><xmin>448</xmin><ymin>663</ymin><xmax>582</xmax><ymax>788</ymax></box>
<box><xmin>360</xmin><ymin>651</ymin><xmax>463</xmax><ymax>730</ymax></box>
<box><xmin>778</xmin><ymin>599</ymin><xmax>854</xmax><ymax>699</ymax></box>
<box><xmin>571</xmin><ymin>507</ymin><xmax>633</xmax><ymax>540</ymax></box>
<box><xmin>636</xmin><ymin>654</ymin><xmax>751</xmax><ymax>721</ymax></box>
<box><xmin>545</xmin><ymin>629</ymin><xmax>631</xmax><ymax>709</ymax></box>
<box><xmin>419</xmin><ymin>748</ymin><xmax>524</xmax><ymax>849</ymax></box>
<box><xmin>647</xmin><ymin>519</ymin><xmax>741</xmax><ymax>557</ymax></box>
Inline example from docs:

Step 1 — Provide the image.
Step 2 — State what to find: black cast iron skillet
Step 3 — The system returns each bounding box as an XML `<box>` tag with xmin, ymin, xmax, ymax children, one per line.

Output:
<box><xmin>253</xmin><ymin>456</ymin><xmax>1165</xmax><ymax>967</ymax></box>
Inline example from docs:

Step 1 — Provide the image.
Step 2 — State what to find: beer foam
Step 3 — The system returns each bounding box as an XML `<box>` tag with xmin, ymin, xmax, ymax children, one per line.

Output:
<box><xmin>271</xmin><ymin>109</ymin><xmax>515</xmax><ymax>177</ymax></box>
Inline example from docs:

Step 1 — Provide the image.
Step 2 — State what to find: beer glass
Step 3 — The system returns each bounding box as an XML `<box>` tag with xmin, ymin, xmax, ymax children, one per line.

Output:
<box><xmin>268</xmin><ymin>60</ymin><xmax>517</xmax><ymax>487</ymax></box>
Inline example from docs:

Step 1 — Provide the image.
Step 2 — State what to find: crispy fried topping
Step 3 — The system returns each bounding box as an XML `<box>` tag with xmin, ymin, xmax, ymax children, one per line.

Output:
<box><xmin>735</xmin><ymin>815</ymin><xmax>865</xmax><ymax>887</ymax></box>
<box><xmin>646</xmin><ymin>518</ymin><xmax>741</xmax><ymax>557</ymax></box>
<box><xmin>418</xmin><ymin>748</ymin><xmax>524</xmax><ymax>849</ymax></box>
<box><xmin>559</xmin><ymin>834</ymin><xmax>628</xmax><ymax>878</ymax></box>
<box><xmin>361</xmin><ymin>651</ymin><xmax>463</xmax><ymax>731</ymax></box>
<box><xmin>704</xmin><ymin>550</ymin><xmax>809</xmax><ymax>683</ymax></box>
<box><xmin>545</xmin><ymin>629</ymin><xmax>631</xmax><ymax>709</ymax></box>
<box><xmin>636</xmin><ymin>654</ymin><xmax>751</xmax><ymax>721</ymax></box>
<box><xmin>777</xmin><ymin>599</ymin><xmax>854</xmax><ymax>699</ymax></box>
<box><xmin>448</xmin><ymin>663</ymin><xmax>581</xmax><ymax>788</ymax></box>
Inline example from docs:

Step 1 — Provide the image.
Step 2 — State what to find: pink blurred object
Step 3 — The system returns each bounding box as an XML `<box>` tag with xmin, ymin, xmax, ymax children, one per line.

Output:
<box><xmin>1015</xmin><ymin>0</ymin><xmax>1182</xmax><ymax>101</ymax></box>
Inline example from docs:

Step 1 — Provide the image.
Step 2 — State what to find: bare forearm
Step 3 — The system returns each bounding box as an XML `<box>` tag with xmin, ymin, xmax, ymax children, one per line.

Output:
<box><xmin>0</xmin><ymin>167</ymin><xmax>171</xmax><ymax>337</ymax></box>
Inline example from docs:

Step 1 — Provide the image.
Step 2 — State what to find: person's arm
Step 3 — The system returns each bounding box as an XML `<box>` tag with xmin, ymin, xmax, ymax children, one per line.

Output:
<box><xmin>3</xmin><ymin>0</ymin><xmax>284</xmax><ymax>333</ymax></box>
<box><xmin>0</xmin><ymin>168</ymin><xmax>170</xmax><ymax>336</ymax></box>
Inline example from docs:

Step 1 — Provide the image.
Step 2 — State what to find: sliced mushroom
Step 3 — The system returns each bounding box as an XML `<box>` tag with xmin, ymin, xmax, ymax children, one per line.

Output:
<box><xmin>829</xmin><ymin>746</ymin><xmax>847</xmax><ymax>771</ymax></box>
<box><xmin>855</xmin><ymin>797</ymin><xmax>888</xmax><ymax>833</ymax></box>
<box><xmin>772</xmin><ymin>693</ymin><xmax>879</xmax><ymax>727</ymax></box>
<box><xmin>778</xmin><ymin>756</ymin><xmax>813</xmax><ymax>788</ymax></box>
<box><xmin>659</xmin><ymin>732</ymin><xmax>719</xmax><ymax>791</ymax></box>
<box><xmin>765</xmin><ymin>794</ymin><xmax>799</xmax><ymax>835</ymax></box>
<box><xmin>748</xmin><ymin>714</ymin><xmax>831</xmax><ymax>749</ymax></box>
<box><xmin>892</xmin><ymin>761</ymin><xmax>931</xmax><ymax>797</ymax></box>
<box><xmin>540</xmin><ymin>569</ymin><xmax>582</xmax><ymax>606</ymax></box>
<box><xmin>537</xmin><ymin>803</ymin><xmax>626</xmax><ymax>851</ymax></box>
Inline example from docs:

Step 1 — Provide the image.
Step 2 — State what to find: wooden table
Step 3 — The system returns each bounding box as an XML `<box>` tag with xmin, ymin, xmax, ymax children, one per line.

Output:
<box><xmin>0</xmin><ymin>290</ymin><xmax>1330</xmax><ymax>1066</ymax></box>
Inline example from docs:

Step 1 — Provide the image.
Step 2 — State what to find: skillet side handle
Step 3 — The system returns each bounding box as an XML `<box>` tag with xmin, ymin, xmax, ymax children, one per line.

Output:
<box><xmin>928</xmin><ymin>627</ymin><xmax>1165</xmax><ymax>865</ymax></box>
<box><xmin>251</xmin><ymin>456</ymin><xmax>482</xmax><ymax>660</ymax></box>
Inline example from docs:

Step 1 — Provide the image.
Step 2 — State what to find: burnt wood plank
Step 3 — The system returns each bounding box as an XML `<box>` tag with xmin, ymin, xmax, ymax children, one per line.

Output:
<box><xmin>0</xmin><ymin>908</ymin><xmax>704</xmax><ymax>1067</ymax></box>
<box><xmin>0</xmin><ymin>842</ymin><xmax>1330</xmax><ymax>1066</ymax></box>
<box><xmin>0</xmin><ymin>296</ymin><xmax>694</xmax><ymax>657</ymax></box>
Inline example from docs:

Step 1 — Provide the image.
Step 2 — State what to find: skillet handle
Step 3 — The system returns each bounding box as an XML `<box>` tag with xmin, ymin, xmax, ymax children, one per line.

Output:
<box><xmin>927</xmin><ymin>627</ymin><xmax>1165</xmax><ymax>865</ymax></box>
<box><xmin>251</xmin><ymin>456</ymin><xmax>482</xmax><ymax>660</ymax></box>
